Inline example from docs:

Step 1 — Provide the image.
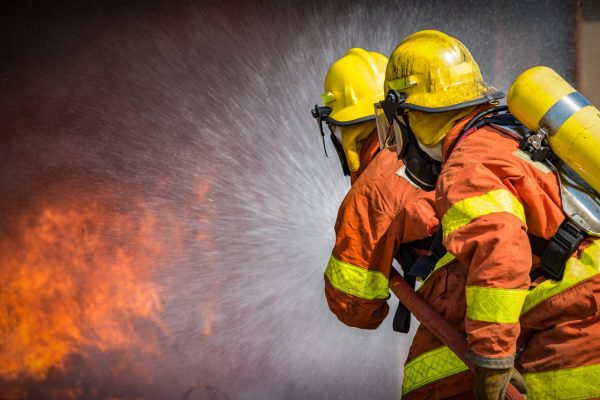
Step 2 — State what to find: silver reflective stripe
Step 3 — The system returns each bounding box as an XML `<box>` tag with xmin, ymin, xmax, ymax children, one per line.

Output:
<box><xmin>539</xmin><ymin>91</ymin><xmax>592</xmax><ymax>136</ymax></box>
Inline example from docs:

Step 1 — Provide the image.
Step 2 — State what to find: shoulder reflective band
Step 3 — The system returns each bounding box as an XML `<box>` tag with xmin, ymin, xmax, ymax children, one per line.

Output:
<box><xmin>522</xmin><ymin>238</ymin><xmax>600</xmax><ymax>315</ymax></box>
<box><xmin>324</xmin><ymin>255</ymin><xmax>389</xmax><ymax>300</ymax></box>
<box><xmin>442</xmin><ymin>189</ymin><xmax>526</xmax><ymax>238</ymax></box>
<box><xmin>523</xmin><ymin>363</ymin><xmax>600</xmax><ymax>400</ymax></box>
<box><xmin>466</xmin><ymin>286</ymin><xmax>527</xmax><ymax>324</ymax></box>
<box><xmin>539</xmin><ymin>91</ymin><xmax>592</xmax><ymax>136</ymax></box>
<box><xmin>402</xmin><ymin>346</ymin><xmax>469</xmax><ymax>396</ymax></box>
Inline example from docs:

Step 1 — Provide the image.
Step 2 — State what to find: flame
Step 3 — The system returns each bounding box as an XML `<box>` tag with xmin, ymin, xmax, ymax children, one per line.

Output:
<box><xmin>0</xmin><ymin>196</ymin><xmax>165</xmax><ymax>380</ymax></box>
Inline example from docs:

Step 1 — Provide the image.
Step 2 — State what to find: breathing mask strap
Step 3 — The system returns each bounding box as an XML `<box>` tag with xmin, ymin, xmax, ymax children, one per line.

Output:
<box><xmin>329</xmin><ymin>125</ymin><xmax>351</xmax><ymax>176</ymax></box>
<box><xmin>399</xmin><ymin>113</ymin><xmax>441</xmax><ymax>191</ymax></box>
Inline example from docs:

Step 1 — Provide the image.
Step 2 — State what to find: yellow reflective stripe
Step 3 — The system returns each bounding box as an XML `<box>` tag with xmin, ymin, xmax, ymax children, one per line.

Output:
<box><xmin>523</xmin><ymin>363</ymin><xmax>600</xmax><ymax>400</ymax></box>
<box><xmin>522</xmin><ymin>239</ymin><xmax>600</xmax><ymax>315</ymax></box>
<box><xmin>324</xmin><ymin>255</ymin><xmax>389</xmax><ymax>300</ymax></box>
<box><xmin>387</xmin><ymin>76</ymin><xmax>417</xmax><ymax>91</ymax></box>
<box><xmin>417</xmin><ymin>252</ymin><xmax>456</xmax><ymax>291</ymax></box>
<box><xmin>433</xmin><ymin>252</ymin><xmax>456</xmax><ymax>272</ymax></box>
<box><xmin>402</xmin><ymin>346</ymin><xmax>469</xmax><ymax>395</ymax></box>
<box><xmin>442</xmin><ymin>189</ymin><xmax>525</xmax><ymax>238</ymax></box>
<box><xmin>321</xmin><ymin>91</ymin><xmax>335</xmax><ymax>104</ymax></box>
<box><xmin>466</xmin><ymin>286</ymin><xmax>527</xmax><ymax>324</ymax></box>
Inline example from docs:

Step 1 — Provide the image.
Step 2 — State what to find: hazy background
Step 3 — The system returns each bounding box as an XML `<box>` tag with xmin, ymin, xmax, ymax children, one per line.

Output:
<box><xmin>0</xmin><ymin>1</ymin><xmax>588</xmax><ymax>399</ymax></box>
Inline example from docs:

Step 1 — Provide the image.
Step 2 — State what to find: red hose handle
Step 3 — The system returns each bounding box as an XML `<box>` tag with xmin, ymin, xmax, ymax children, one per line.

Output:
<box><xmin>389</xmin><ymin>268</ymin><xmax>524</xmax><ymax>400</ymax></box>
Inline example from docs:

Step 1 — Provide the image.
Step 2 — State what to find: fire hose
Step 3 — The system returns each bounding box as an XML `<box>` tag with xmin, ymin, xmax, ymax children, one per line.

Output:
<box><xmin>389</xmin><ymin>267</ymin><xmax>525</xmax><ymax>400</ymax></box>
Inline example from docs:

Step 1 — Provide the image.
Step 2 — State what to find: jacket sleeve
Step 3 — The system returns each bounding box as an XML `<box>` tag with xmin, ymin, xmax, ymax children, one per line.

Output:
<box><xmin>323</xmin><ymin>183</ymin><xmax>392</xmax><ymax>330</ymax></box>
<box><xmin>324</xmin><ymin>255</ymin><xmax>390</xmax><ymax>329</ymax></box>
<box><xmin>437</xmin><ymin>161</ymin><xmax>531</xmax><ymax>368</ymax></box>
<box><xmin>324</xmin><ymin>189</ymin><xmax>438</xmax><ymax>329</ymax></box>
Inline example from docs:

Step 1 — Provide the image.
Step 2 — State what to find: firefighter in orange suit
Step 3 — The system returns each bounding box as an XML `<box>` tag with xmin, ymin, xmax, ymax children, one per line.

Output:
<box><xmin>312</xmin><ymin>49</ymin><xmax>439</xmax><ymax>331</ymax></box>
<box><xmin>379</xmin><ymin>29</ymin><xmax>600</xmax><ymax>399</ymax></box>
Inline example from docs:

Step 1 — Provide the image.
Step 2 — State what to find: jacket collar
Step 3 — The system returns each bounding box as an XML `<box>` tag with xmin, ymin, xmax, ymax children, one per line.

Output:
<box><xmin>441</xmin><ymin>105</ymin><xmax>492</xmax><ymax>163</ymax></box>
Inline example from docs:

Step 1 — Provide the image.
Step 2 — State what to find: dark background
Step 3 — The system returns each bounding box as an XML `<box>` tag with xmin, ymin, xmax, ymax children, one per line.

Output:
<box><xmin>0</xmin><ymin>1</ymin><xmax>578</xmax><ymax>399</ymax></box>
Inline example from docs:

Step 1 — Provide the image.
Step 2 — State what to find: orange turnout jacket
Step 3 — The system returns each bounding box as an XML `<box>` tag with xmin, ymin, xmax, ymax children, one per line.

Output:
<box><xmin>409</xmin><ymin>110</ymin><xmax>600</xmax><ymax>400</ymax></box>
<box><xmin>324</xmin><ymin>142</ymin><xmax>438</xmax><ymax>329</ymax></box>
<box><xmin>401</xmin><ymin>111</ymin><xmax>480</xmax><ymax>400</ymax></box>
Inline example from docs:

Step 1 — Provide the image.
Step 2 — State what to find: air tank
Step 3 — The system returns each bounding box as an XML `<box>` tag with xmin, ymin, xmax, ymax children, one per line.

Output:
<box><xmin>508</xmin><ymin>66</ymin><xmax>600</xmax><ymax>194</ymax></box>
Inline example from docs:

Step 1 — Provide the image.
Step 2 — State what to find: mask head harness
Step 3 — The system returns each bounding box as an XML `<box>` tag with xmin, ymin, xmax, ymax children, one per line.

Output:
<box><xmin>312</xmin><ymin>104</ymin><xmax>351</xmax><ymax>176</ymax></box>
<box><xmin>377</xmin><ymin>90</ymin><xmax>441</xmax><ymax>191</ymax></box>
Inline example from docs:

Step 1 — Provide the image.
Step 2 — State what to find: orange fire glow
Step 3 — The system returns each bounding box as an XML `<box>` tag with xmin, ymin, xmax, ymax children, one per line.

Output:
<box><xmin>0</xmin><ymin>196</ymin><xmax>165</xmax><ymax>380</ymax></box>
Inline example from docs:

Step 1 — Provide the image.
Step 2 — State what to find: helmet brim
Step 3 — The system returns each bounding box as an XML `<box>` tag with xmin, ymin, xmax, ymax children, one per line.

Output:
<box><xmin>328</xmin><ymin>94</ymin><xmax>383</xmax><ymax>125</ymax></box>
<box><xmin>400</xmin><ymin>82</ymin><xmax>505</xmax><ymax>113</ymax></box>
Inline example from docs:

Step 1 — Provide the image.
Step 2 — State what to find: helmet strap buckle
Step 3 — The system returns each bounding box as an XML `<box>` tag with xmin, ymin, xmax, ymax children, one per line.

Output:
<box><xmin>381</xmin><ymin>90</ymin><xmax>407</xmax><ymax>124</ymax></box>
<box><xmin>312</xmin><ymin>105</ymin><xmax>333</xmax><ymax>156</ymax></box>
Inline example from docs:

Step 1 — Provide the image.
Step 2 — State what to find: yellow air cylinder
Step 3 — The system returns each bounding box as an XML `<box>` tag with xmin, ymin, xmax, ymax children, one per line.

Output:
<box><xmin>508</xmin><ymin>66</ymin><xmax>600</xmax><ymax>194</ymax></box>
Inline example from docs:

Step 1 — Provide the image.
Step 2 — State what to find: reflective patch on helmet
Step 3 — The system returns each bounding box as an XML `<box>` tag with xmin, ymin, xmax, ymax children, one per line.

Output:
<box><xmin>448</xmin><ymin>61</ymin><xmax>474</xmax><ymax>77</ymax></box>
<box><xmin>387</xmin><ymin>76</ymin><xmax>417</xmax><ymax>91</ymax></box>
<box><xmin>512</xmin><ymin>150</ymin><xmax>552</xmax><ymax>174</ymax></box>
<box><xmin>321</xmin><ymin>91</ymin><xmax>335</xmax><ymax>104</ymax></box>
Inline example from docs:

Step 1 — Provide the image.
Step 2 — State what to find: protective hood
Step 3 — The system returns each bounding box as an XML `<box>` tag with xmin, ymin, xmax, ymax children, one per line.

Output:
<box><xmin>408</xmin><ymin>107</ymin><xmax>476</xmax><ymax>147</ymax></box>
<box><xmin>341</xmin><ymin>121</ymin><xmax>376</xmax><ymax>172</ymax></box>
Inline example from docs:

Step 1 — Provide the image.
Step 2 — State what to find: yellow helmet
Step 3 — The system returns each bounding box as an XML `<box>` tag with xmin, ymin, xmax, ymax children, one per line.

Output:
<box><xmin>384</xmin><ymin>30</ymin><xmax>503</xmax><ymax>112</ymax></box>
<box><xmin>322</xmin><ymin>48</ymin><xmax>388</xmax><ymax>125</ymax></box>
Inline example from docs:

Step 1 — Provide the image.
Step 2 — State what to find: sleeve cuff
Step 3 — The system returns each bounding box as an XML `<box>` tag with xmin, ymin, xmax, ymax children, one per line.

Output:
<box><xmin>467</xmin><ymin>350</ymin><xmax>515</xmax><ymax>369</ymax></box>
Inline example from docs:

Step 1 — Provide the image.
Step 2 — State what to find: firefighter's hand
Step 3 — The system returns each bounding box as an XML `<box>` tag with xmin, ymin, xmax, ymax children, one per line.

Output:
<box><xmin>473</xmin><ymin>366</ymin><xmax>527</xmax><ymax>399</ymax></box>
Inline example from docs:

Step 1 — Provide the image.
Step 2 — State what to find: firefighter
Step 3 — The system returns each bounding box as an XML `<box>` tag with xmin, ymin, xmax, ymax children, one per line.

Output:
<box><xmin>312</xmin><ymin>48</ymin><xmax>387</xmax><ymax>183</ymax></box>
<box><xmin>312</xmin><ymin>49</ymin><xmax>439</xmax><ymax>333</ymax></box>
<box><xmin>379</xmin><ymin>29</ymin><xmax>600</xmax><ymax>399</ymax></box>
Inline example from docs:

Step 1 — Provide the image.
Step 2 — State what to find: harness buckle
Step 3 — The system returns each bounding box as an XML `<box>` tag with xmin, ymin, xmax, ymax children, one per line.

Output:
<box><xmin>540</xmin><ymin>219</ymin><xmax>585</xmax><ymax>280</ymax></box>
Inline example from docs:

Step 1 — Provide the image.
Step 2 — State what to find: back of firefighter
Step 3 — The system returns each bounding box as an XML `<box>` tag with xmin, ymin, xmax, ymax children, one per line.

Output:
<box><xmin>382</xmin><ymin>30</ymin><xmax>600</xmax><ymax>399</ymax></box>
<box><xmin>313</xmin><ymin>49</ymin><xmax>439</xmax><ymax>331</ymax></box>
<box><xmin>312</xmin><ymin>48</ymin><xmax>385</xmax><ymax>184</ymax></box>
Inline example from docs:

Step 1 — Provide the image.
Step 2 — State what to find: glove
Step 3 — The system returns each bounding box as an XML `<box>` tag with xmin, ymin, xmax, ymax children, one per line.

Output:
<box><xmin>473</xmin><ymin>366</ymin><xmax>527</xmax><ymax>399</ymax></box>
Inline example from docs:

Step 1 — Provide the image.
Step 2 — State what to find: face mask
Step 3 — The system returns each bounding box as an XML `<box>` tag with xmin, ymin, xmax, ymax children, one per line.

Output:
<box><xmin>417</xmin><ymin>141</ymin><xmax>443</xmax><ymax>162</ymax></box>
<box><xmin>340</xmin><ymin>121</ymin><xmax>376</xmax><ymax>172</ymax></box>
